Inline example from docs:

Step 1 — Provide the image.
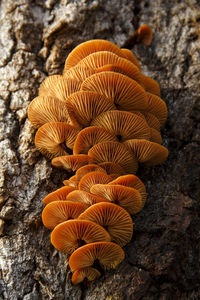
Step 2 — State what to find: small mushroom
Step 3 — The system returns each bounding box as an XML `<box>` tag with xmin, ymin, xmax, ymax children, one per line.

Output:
<box><xmin>78</xmin><ymin>171</ymin><xmax>112</xmax><ymax>193</ymax></box>
<box><xmin>51</xmin><ymin>219</ymin><xmax>111</xmax><ymax>254</ymax></box>
<box><xmin>66</xmin><ymin>190</ymin><xmax>109</xmax><ymax>205</ymax></box>
<box><xmin>42</xmin><ymin>186</ymin><xmax>76</xmax><ymax>205</ymax></box>
<box><xmin>75</xmin><ymin>164</ymin><xmax>107</xmax><ymax>181</ymax></box>
<box><xmin>76</xmin><ymin>51</ymin><xmax>142</xmax><ymax>83</ymax></box>
<box><xmin>73</xmin><ymin>126</ymin><xmax>117</xmax><ymax>154</ymax></box>
<box><xmin>72</xmin><ymin>267</ymin><xmax>101</xmax><ymax>285</ymax></box>
<box><xmin>69</xmin><ymin>241</ymin><xmax>125</xmax><ymax>271</ymax></box>
<box><xmin>39</xmin><ymin>75</ymin><xmax>81</xmax><ymax>102</ymax></box>
<box><xmin>28</xmin><ymin>96</ymin><xmax>69</xmax><ymax>128</ymax></box>
<box><xmin>140</xmin><ymin>74</ymin><xmax>160</xmax><ymax>96</ymax></box>
<box><xmin>123</xmin><ymin>139</ymin><xmax>168</xmax><ymax>167</ymax></box>
<box><xmin>78</xmin><ymin>202</ymin><xmax>133</xmax><ymax>246</ymax></box>
<box><xmin>42</xmin><ymin>201</ymin><xmax>89</xmax><ymax>229</ymax></box>
<box><xmin>34</xmin><ymin>122</ymin><xmax>79</xmax><ymax>159</ymax></box>
<box><xmin>108</xmin><ymin>174</ymin><xmax>146</xmax><ymax>206</ymax></box>
<box><xmin>88</xmin><ymin>141</ymin><xmax>138</xmax><ymax>174</ymax></box>
<box><xmin>65</xmin><ymin>91</ymin><xmax>116</xmax><ymax>127</ymax></box>
<box><xmin>52</xmin><ymin>154</ymin><xmax>91</xmax><ymax>172</ymax></box>
<box><xmin>63</xmin><ymin>65</ymin><xmax>97</xmax><ymax>82</ymax></box>
<box><xmin>91</xmin><ymin>110</ymin><xmax>150</xmax><ymax>142</ymax></box>
<box><xmin>143</xmin><ymin>92</ymin><xmax>168</xmax><ymax>126</ymax></box>
<box><xmin>64</xmin><ymin>39</ymin><xmax>124</xmax><ymax>70</ymax></box>
<box><xmin>120</xmin><ymin>48</ymin><xmax>141</xmax><ymax>70</ymax></box>
<box><xmin>136</xmin><ymin>24</ymin><xmax>153</xmax><ymax>46</ymax></box>
<box><xmin>90</xmin><ymin>184</ymin><xmax>143</xmax><ymax>215</ymax></box>
<box><xmin>81</xmin><ymin>72</ymin><xmax>148</xmax><ymax>111</ymax></box>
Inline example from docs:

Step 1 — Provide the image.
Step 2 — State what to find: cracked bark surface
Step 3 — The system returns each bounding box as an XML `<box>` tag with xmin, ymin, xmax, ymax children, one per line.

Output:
<box><xmin>0</xmin><ymin>0</ymin><xmax>199</xmax><ymax>299</ymax></box>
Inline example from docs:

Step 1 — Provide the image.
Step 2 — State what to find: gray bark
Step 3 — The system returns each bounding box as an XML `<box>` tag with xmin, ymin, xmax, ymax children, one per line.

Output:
<box><xmin>0</xmin><ymin>0</ymin><xmax>199</xmax><ymax>299</ymax></box>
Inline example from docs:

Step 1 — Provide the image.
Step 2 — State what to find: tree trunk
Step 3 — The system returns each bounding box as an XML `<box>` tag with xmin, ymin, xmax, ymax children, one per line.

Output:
<box><xmin>0</xmin><ymin>0</ymin><xmax>199</xmax><ymax>299</ymax></box>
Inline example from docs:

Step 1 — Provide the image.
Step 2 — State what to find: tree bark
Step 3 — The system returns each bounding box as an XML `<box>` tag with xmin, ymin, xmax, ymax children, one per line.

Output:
<box><xmin>0</xmin><ymin>0</ymin><xmax>199</xmax><ymax>299</ymax></box>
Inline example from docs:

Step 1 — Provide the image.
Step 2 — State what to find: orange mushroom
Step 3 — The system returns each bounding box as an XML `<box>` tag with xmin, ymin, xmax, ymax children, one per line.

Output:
<box><xmin>65</xmin><ymin>91</ymin><xmax>116</xmax><ymax>127</ymax></box>
<box><xmin>76</xmin><ymin>51</ymin><xmax>142</xmax><ymax>83</ymax></box>
<box><xmin>72</xmin><ymin>267</ymin><xmax>101</xmax><ymax>285</ymax></box>
<box><xmin>120</xmin><ymin>48</ymin><xmax>141</xmax><ymax>70</ymax></box>
<box><xmin>123</xmin><ymin>139</ymin><xmax>168</xmax><ymax>167</ymax></box>
<box><xmin>136</xmin><ymin>24</ymin><xmax>153</xmax><ymax>46</ymax></box>
<box><xmin>81</xmin><ymin>72</ymin><xmax>148</xmax><ymax>111</ymax></box>
<box><xmin>91</xmin><ymin>110</ymin><xmax>150</xmax><ymax>142</ymax></box>
<box><xmin>51</xmin><ymin>220</ymin><xmax>111</xmax><ymax>254</ymax></box>
<box><xmin>75</xmin><ymin>164</ymin><xmax>106</xmax><ymax>181</ymax></box>
<box><xmin>108</xmin><ymin>174</ymin><xmax>147</xmax><ymax>206</ymax></box>
<box><xmin>66</xmin><ymin>190</ymin><xmax>109</xmax><ymax>205</ymax></box>
<box><xmin>79</xmin><ymin>202</ymin><xmax>133</xmax><ymax>246</ymax></box>
<box><xmin>52</xmin><ymin>154</ymin><xmax>91</xmax><ymax>171</ymax></box>
<box><xmin>39</xmin><ymin>75</ymin><xmax>81</xmax><ymax>102</ymax></box>
<box><xmin>42</xmin><ymin>201</ymin><xmax>89</xmax><ymax>229</ymax></box>
<box><xmin>78</xmin><ymin>171</ymin><xmax>112</xmax><ymax>193</ymax></box>
<box><xmin>69</xmin><ymin>241</ymin><xmax>125</xmax><ymax>271</ymax></box>
<box><xmin>34</xmin><ymin>122</ymin><xmax>79</xmax><ymax>159</ymax></box>
<box><xmin>28</xmin><ymin>96</ymin><xmax>69</xmax><ymax>128</ymax></box>
<box><xmin>140</xmin><ymin>74</ymin><xmax>160</xmax><ymax>96</ymax></box>
<box><xmin>91</xmin><ymin>184</ymin><xmax>143</xmax><ymax>215</ymax></box>
<box><xmin>73</xmin><ymin>126</ymin><xmax>118</xmax><ymax>154</ymax></box>
<box><xmin>143</xmin><ymin>92</ymin><xmax>168</xmax><ymax>126</ymax></box>
<box><xmin>63</xmin><ymin>39</ymin><xmax>124</xmax><ymax>70</ymax></box>
<box><xmin>88</xmin><ymin>141</ymin><xmax>138</xmax><ymax>174</ymax></box>
<box><xmin>42</xmin><ymin>186</ymin><xmax>76</xmax><ymax>205</ymax></box>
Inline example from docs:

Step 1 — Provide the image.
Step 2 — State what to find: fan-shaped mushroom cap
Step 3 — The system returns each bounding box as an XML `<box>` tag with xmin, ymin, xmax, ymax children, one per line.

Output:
<box><xmin>123</xmin><ymin>139</ymin><xmax>168</xmax><ymax>167</ymax></box>
<box><xmin>63</xmin><ymin>179</ymin><xmax>79</xmax><ymax>189</ymax></box>
<box><xmin>90</xmin><ymin>184</ymin><xmax>143</xmax><ymax>215</ymax></box>
<box><xmin>136</xmin><ymin>24</ymin><xmax>153</xmax><ymax>46</ymax></box>
<box><xmin>42</xmin><ymin>186</ymin><xmax>76</xmax><ymax>205</ymax></box>
<box><xmin>72</xmin><ymin>267</ymin><xmax>101</xmax><ymax>285</ymax></box>
<box><xmin>120</xmin><ymin>48</ymin><xmax>141</xmax><ymax>70</ymax></box>
<box><xmin>52</xmin><ymin>154</ymin><xmax>91</xmax><ymax>171</ymax></box>
<box><xmin>142</xmin><ymin>112</ymin><xmax>161</xmax><ymax>131</ymax></box>
<box><xmin>66</xmin><ymin>190</ymin><xmax>109</xmax><ymax>205</ymax></box>
<box><xmin>51</xmin><ymin>220</ymin><xmax>111</xmax><ymax>254</ymax></box>
<box><xmin>39</xmin><ymin>75</ymin><xmax>81</xmax><ymax>102</ymax></box>
<box><xmin>28</xmin><ymin>96</ymin><xmax>69</xmax><ymax>128</ymax></box>
<box><xmin>91</xmin><ymin>110</ymin><xmax>150</xmax><ymax>142</ymax></box>
<box><xmin>79</xmin><ymin>171</ymin><xmax>112</xmax><ymax>193</ymax></box>
<box><xmin>65</xmin><ymin>91</ymin><xmax>116</xmax><ymax>127</ymax></box>
<box><xmin>77</xmin><ymin>51</ymin><xmax>142</xmax><ymax>83</ymax></box>
<box><xmin>73</xmin><ymin>126</ymin><xmax>118</xmax><ymax>155</ymax></box>
<box><xmin>81</xmin><ymin>72</ymin><xmax>148</xmax><ymax>111</ymax></box>
<box><xmin>150</xmin><ymin>128</ymin><xmax>162</xmax><ymax>144</ymax></box>
<box><xmin>75</xmin><ymin>164</ymin><xmax>106</xmax><ymax>181</ymax></box>
<box><xmin>79</xmin><ymin>202</ymin><xmax>133</xmax><ymax>246</ymax></box>
<box><xmin>144</xmin><ymin>92</ymin><xmax>168</xmax><ymax>126</ymax></box>
<box><xmin>69</xmin><ymin>241</ymin><xmax>125</xmax><ymax>271</ymax></box>
<box><xmin>42</xmin><ymin>201</ymin><xmax>89</xmax><ymax>229</ymax></box>
<box><xmin>64</xmin><ymin>39</ymin><xmax>124</xmax><ymax>70</ymax></box>
<box><xmin>140</xmin><ymin>74</ymin><xmax>160</xmax><ymax>96</ymax></box>
<box><xmin>109</xmin><ymin>174</ymin><xmax>146</xmax><ymax>206</ymax></box>
<box><xmin>99</xmin><ymin>162</ymin><xmax>126</xmax><ymax>175</ymax></box>
<box><xmin>35</xmin><ymin>122</ymin><xmax>79</xmax><ymax>159</ymax></box>
<box><xmin>63</xmin><ymin>65</ymin><xmax>97</xmax><ymax>82</ymax></box>
<box><xmin>88</xmin><ymin>141</ymin><xmax>138</xmax><ymax>174</ymax></box>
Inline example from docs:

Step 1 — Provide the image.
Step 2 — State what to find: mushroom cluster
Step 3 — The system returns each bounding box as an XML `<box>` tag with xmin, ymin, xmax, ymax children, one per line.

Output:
<box><xmin>28</xmin><ymin>27</ymin><xmax>168</xmax><ymax>285</ymax></box>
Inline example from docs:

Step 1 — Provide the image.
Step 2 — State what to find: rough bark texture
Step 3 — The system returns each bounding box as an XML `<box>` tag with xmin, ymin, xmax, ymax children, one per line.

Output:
<box><xmin>0</xmin><ymin>0</ymin><xmax>199</xmax><ymax>299</ymax></box>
